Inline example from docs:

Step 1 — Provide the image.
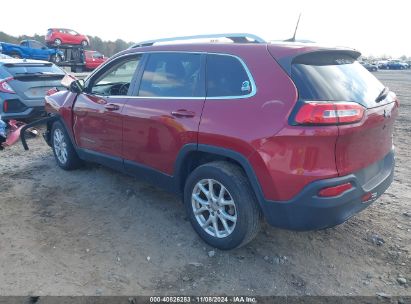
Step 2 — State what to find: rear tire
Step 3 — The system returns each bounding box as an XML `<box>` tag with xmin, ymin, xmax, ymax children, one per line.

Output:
<box><xmin>81</xmin><ymin>40</ymin><xmax>88</xmax><ymax>47</ymax></box>
<box><xmin>184</xmin><ymin>161</ymin><xmax>262</xmax><ymax>250</ymax></box>
<box><xmin>11</xmin><ymin>53</ymin><xmax>21</xmax><ymax>59</ymax></box>
<box><xmin>51</xmin><ymin>121</ymin><xmax>82</xmax><ymax>170</ymax></box>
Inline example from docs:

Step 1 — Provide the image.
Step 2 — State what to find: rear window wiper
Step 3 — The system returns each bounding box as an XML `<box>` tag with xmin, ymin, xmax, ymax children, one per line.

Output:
<box><xmin>375</xmin><ymin>86</ymin><xmax>389</xmax><ymax>103</ymax></box>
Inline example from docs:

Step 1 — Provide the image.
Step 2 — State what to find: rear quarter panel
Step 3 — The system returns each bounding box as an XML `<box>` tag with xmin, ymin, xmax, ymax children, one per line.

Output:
<box><xmin>1</xmin><ymin>43</ymin><xmax>24</xmax><ymax>57</ymax></box>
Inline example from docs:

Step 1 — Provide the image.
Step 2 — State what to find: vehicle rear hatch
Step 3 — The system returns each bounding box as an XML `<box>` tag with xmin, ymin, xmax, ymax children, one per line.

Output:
<box><xmin>4</xmin><ymin>62</ymin><xmax>65</xmax><ymax>105</ymax></box>
<box><xmin>288</xmin><ymin>50</ymin><xmax>398</xmax><ymax>177</ymax></box>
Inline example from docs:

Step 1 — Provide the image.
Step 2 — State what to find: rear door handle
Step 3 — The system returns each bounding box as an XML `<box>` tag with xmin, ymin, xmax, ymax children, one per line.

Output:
<box><xmin>171</xmin><ymin>109</ymin><xmax>196</xmax><ymax>118</ymax></box>
<box><xmin>104</xmin><ymin>103</ymin><xmax>120</xmax><ymax>111</ymax></box>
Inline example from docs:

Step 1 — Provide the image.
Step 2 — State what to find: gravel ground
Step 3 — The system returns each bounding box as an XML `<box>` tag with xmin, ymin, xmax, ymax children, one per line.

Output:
<box><xmin>0</xmin><ymin>70</ymin><xmax>410</xmax><ymax>296</ymax></box>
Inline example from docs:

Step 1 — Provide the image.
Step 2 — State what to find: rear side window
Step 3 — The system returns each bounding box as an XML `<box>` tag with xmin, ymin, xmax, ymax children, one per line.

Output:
<box><xmin>206</xmin><ymin>54</ymin><xmax>253</xmax><ymax>98</ymax></box>
<box><xmin>67</xmin><ymin>29</ymin><xmax>78</xmax><ymax>35</ymax></box>
<box><xmin>291</xmin><ymin>52</ymin><xmax>384</xmax><ymax>107</ymax></box>
<box><xmin>138</xmin><ymin>53</ymin><xmax>203</xmax><ymax>97</ymax></box>
<box><xmin>4</xmin><ymin>63</ymin><xmax>64</xmax><ymax>76</ymax></box>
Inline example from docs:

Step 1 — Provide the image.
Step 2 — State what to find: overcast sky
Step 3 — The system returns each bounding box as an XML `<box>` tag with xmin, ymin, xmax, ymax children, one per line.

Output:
<box><xmin>1</xmin><ymin>0</ymin><xmax>410</xmax><ymax>57</ymax></box>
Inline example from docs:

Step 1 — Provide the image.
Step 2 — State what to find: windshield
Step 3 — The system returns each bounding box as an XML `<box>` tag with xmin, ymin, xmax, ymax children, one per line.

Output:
<box><xmin>291</xmin><ymin>52</ymin><xmax>385</xmax><ymax>107</ymax></box>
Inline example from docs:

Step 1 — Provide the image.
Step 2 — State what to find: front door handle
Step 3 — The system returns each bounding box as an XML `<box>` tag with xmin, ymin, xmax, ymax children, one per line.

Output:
<box><xmin>104</xmin><ymin>103</ymin><xmax>120</xmax><ymax>111</ymax></box>
<box><xmin>171</xmin><ymin>109</ymin><xmax>196</xmax><ymax>118</ymax></box>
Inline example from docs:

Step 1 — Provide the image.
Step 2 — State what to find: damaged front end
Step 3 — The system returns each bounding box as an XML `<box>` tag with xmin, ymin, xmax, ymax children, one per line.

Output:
<box><xmin>20</xmin><ymin>116</ymin><xmax>58</xmax><ymax>150</ymax></box>
<box><xmin>0</xmin><ymin>115</ymin><xmax>57</xmax><ymax>151</ymax></box>
<box><xmin>1</xmin><ymin>74</ymin><xmax>83</xmax><ymax>151</ymax></box>
<box><xmin>0</xmin><ymin>118</ymin><xmax>28</xmax><ymax>150</ymax></box>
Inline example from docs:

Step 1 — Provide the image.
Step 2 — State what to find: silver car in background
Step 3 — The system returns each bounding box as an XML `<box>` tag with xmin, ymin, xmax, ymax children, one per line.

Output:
<box><xmin>0</xmin><ymin>59</ymin><xmax>65</xmax><ymax>120</ymax></box>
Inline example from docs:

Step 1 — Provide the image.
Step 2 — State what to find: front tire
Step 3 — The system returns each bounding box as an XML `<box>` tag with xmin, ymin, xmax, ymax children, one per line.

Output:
<box><xmin>51</xmin><ymin>121</ymin><xmax>82</xmax><ymax>170</ymax></box>
<box><xmin>54</xmin><ymin>38</ymin><xmax>62</xmax><ymax>46</ymax></box>
<box><xmin>184</xmin><ymin>161</ymin><xmax>262</xmax><ymax>250</ymax></box>
<box><xmin>50</xmin><ymin>54</ymin><xmax>61</xmax><ymax>63</ymax></box>
<box><xmin>81</xmin><ymin>40</ymin><xmax>88</xmax><ymax>47</ymax></box>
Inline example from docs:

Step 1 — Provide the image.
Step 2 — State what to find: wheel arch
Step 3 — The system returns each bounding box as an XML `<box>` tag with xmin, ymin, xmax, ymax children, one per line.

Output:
<box><xmin>174</xmin><ymin>144</ymin><xmax>266</xmax><ymax>208</ymax></box>
<box><xmin>45</xmin><ymin>115</ymin><xmax>76</xmax><ymax>148</ymax></box>
<box><xmin>10</xmin><ymin>51</ymin><xmax>23</xmax><ymax>58</ymax></box>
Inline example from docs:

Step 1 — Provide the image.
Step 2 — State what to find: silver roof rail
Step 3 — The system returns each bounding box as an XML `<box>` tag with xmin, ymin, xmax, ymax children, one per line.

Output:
<box><xmin>131</xmin><ymin>33</ymin><xmax>266</xmax><ymax>48</ymax></box>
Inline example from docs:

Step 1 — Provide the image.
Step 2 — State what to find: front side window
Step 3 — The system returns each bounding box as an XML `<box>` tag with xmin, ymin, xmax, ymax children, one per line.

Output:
<box><xmin>89</xmin><ymin>55</ymin><xmax>141</xmax><ymax>96</ymax></box>
<box><xmin>206</xmin><ymin>54</ymin><xmax>252</xmax><ymax>98</ymax></box>
<box><xmin>138</xmin><ymin>53</ymin><xmax>203</xmax><ymax>97</ymax></box>
<box><xmin>93</xmin><ymin>52</ymin><xmax>103</xmax><ymax>59</ymax></box>
<box><xmin>31</xmin><ymin>41</ymin><xmax>43</xmax><ymax>49</ymax></box>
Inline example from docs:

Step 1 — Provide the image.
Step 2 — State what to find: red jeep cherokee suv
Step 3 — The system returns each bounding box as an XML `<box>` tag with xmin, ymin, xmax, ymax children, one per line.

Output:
<box><xmin>39</xmin><ymin>34</ymin><xmax>398</xmax><ymax>249</ymax></box>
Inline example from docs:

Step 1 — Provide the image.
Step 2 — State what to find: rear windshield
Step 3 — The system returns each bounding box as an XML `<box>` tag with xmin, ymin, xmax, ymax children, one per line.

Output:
<box><xmin>291</xmin><ymin>52</ymin><xmax>385</xmax><ymax>107</ymax></box>
<box><xmin>4</xmin><ymin>63</ymin><xmax>65</xmax><ymax>77</ymax></box>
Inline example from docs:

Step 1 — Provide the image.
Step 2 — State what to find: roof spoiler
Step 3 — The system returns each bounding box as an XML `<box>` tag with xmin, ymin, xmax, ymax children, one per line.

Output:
<box><xmin>4</xmin><ymin>62</ymin><xmax>53</xmax><ymax>67</ymax></box>
<box><xmin>273</xmin><ymin>48</ymin><xmax>362</xmax><ymax>76</ymax></box>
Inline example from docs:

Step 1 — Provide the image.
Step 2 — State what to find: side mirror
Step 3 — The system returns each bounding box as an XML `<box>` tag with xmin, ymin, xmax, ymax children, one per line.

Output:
<box><xmin>69</xmin><ymin>79</ymin><xmax>85</xmax><ymax>93</ymax></box>
<box><xmin>61</xmin><ymin>74</ymin><xmax>84</xmax><ymax>93</ymax></box>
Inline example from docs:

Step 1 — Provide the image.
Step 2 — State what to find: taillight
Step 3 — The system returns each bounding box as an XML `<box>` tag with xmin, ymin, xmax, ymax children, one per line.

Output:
<box><xmin>0</xmin><ymin>77</ymin><xmax>15</xmax><ymax>94</ymax></box>
<box><xmin>46</xmin><ymin>87</ymin><xmax>59</xmax><ymax>96</ymax></box>
<box><xmin>318</xmin><ymin>182</ymin><xmax>352</xmax><ymax>197</ymax></box>
<box><xmin>3</xmin><ymin>100</ymin><xmax>8</xmax><ymax>112</ymax></box>
<box><xmin>295</xmin><ymin>102</ymin><xmax>365</xmax><ymax>125</ymax></box>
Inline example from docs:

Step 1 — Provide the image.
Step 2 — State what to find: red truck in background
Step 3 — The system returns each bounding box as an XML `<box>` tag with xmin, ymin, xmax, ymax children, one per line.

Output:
<box><xmin>84</xmin><ymin>50</ymin><xmax>107</xmax><ymax>70</ymax></box>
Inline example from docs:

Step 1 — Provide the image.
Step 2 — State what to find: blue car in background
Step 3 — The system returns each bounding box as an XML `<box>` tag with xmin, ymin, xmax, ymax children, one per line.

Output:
<box><xmin>0</xmin><ymin>40</ymin><xmax>64</xmax><ymax>63</ymax></box>
<box><xmin>387</xmin><ymin>60</ymin><xmax>408</xmax><ymax>70</ymax></box>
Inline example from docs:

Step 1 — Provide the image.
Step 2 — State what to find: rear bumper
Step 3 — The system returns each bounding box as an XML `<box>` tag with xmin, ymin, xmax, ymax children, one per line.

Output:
<box><xmin>262</xmin><ymin>150</ymin><xmax>395</xmax><ymax>230</ymax></box>
<box><xmin>1</xmin><ymin>106</ymin><xmax>46</xmax><ymax>120</ymax></box>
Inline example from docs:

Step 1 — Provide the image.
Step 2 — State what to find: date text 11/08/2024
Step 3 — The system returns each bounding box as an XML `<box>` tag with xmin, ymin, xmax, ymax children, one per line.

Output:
<box><xmin>149</xmin><ymin>296</ymin><xmax>257</xmax><ymax>303</ymax></box>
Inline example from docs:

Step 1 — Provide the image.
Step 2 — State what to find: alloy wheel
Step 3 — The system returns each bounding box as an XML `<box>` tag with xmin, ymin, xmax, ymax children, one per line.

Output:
<box><xmin>53</xmin><ymin>129</ymin><xmax>68</xmax><ymax>164</ymax></box>
<box><xmin>191</xmin><ymin>179</ymin><xmax>237</xmax><ymax>238</ymax></box>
